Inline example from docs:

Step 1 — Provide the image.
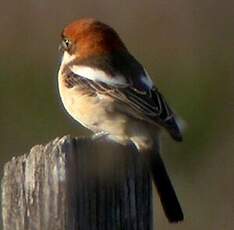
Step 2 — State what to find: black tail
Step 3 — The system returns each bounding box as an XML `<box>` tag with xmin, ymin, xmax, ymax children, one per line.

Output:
<box><xmin>144</xmin><ymin>149</ymin><xmax>184</xmax><ymax>223</ymax></box>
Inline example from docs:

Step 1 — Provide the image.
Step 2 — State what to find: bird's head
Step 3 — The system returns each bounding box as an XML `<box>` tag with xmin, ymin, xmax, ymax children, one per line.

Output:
<box><xmin>59</xmin><ymin>18</ymin><xmax>127</xmax><ymax>64</ymax></box>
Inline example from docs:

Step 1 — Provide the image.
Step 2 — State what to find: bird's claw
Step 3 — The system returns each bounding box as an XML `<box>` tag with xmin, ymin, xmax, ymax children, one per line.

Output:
<box><xmin>92</xmin><ymin>132</ymin><xmax>109</xmax><ymax>141</ymax></box>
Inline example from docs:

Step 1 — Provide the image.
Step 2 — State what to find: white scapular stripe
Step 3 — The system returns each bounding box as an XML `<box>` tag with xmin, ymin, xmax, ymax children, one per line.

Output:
<box><xmin>71</xmin><ymin>65</ymin><xmax>127</xmax><ymax>85</ymax></box>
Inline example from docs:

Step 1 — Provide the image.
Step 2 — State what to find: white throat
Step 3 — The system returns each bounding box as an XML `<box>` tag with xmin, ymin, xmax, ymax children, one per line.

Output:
<box><xmin>61</xmin><ymin>51</ymin><xmax>76</xmax><ymax>66</ymax></box>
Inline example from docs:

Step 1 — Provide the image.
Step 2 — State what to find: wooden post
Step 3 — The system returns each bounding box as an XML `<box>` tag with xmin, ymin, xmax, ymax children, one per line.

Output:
<box><xmin>1</xmin><ymin>136</ymin><xmax>153</xmax><ymax>230</ymax></box>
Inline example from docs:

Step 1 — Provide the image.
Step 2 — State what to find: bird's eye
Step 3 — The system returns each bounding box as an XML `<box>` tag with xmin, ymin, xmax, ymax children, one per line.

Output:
<box><xmin>64</xmin><ymin>39</ymin><xmax>70</xmax><ymax>47</ymax></box>
<box><xmin>60</xmin><ymin>38</ymin><xmax>72</xmax><ymax>51</ymax></box>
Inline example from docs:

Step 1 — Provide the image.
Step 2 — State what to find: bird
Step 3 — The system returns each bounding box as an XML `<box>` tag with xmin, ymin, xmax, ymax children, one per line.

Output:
<box><xmin>58</xmin><ymin>18</ymin><xmax>184</xmax><ymax>222</ymax></box>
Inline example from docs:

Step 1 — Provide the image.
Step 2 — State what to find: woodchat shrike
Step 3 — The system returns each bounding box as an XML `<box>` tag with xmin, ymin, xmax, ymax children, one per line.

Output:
<box><xmin>58</xmin><ymin>18</ymin><xmax>184</xmax><ymax>222</ymax></box>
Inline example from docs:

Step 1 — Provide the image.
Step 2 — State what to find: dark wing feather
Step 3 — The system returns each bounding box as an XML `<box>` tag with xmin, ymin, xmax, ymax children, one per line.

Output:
<box><xmin>120</xmin><ymin>87</ymin><xmax>182</xmax><ymax>141</ymax></box>
<box><xmin>67</xmin><ymin>72</ymin><xmax>182</xmax><ymax>141</ymax></box>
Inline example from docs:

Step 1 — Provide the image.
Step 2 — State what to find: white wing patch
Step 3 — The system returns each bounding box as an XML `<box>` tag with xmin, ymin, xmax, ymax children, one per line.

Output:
<box><xmin>141</xmin><ymin>69</ymin><xmax>154</xmax><ymax>89</ymax></box>
<box><xmin>61</xmin><ymin>51</ymin><xmax>154</xmax><ymax>90</ymax></box>
<box><xmin>71</xmin><ymin>65</ymin><xmax>127</xmax><ymax>86</ymax></box>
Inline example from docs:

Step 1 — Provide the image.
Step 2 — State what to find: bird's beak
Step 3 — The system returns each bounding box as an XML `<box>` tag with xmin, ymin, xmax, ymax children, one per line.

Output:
<box><xmin>58</xmin><ymin>43</ymin><xmax>65</xmax><ymax>52</ymax></box>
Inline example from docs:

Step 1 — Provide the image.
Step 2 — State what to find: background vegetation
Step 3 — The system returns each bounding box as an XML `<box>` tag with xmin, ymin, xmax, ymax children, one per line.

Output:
<box><xmin>0</xmin><ymin>0</ymin><xmax>233</xmax><ymax>229</ymax></box>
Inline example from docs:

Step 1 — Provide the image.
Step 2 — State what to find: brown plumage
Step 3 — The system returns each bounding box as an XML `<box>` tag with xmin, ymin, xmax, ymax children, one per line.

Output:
<box><xmin>62</xmin><ymin>18</ymin><xmax>127</xmax><ymax>59</ymax></box>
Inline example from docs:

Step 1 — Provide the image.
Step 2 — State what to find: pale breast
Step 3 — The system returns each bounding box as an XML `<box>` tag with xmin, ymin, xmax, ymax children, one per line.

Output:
<box><xmin>58</xmin><ymin>71</ymin><xmax>121</xmax><ymax>132</ymax></box>
<box><xmin>58</xmin><ymin>68</ymin><xmax>138</xmax><ymax>143</ymax></box>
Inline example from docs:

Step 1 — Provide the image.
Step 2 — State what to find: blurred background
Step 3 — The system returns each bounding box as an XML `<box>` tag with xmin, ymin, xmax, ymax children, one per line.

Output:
<box><xmin>0</xmin><ymin>0</ymin><xmax>233</xmax><ymax>229</ymax></box>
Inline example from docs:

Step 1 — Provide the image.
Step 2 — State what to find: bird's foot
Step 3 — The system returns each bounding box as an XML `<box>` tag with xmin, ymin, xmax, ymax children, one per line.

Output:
<box><xmin>92</xmin><ymin>132</ymin><xmax>109</xmax><ymax>141</ymax></box>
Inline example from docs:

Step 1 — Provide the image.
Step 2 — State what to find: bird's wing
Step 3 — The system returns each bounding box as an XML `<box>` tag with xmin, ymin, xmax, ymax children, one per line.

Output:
<box><xmin>68</xmin><ymin>67</ymin><xmax>182</xmax><ymax>141</ymax></box>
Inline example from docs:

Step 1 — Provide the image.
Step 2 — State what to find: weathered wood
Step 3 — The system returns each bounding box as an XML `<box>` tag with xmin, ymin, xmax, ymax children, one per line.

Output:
<box><xmin>1</xmin><ymin>136</ymin><xmax>152</xmax><ymax>230</ymax></box>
